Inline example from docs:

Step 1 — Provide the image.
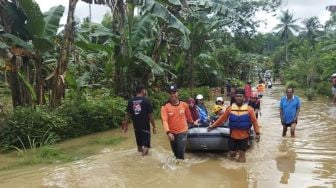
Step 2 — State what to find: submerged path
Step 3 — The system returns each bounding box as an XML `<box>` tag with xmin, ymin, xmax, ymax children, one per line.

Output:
<box><xmin>0</xmin><ymin>85</ymin><xmax>335</xmax><ymax>187</ymax></box>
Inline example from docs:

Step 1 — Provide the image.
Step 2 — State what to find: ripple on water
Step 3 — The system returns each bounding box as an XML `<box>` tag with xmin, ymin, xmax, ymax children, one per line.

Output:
<box><xmin>5</xmin><ymin>85</ymin><xmax>336</xmax><ymax>187</ymax></box>
<box><xmin>42</xmin><ymin>150</ymin><xmax>133</xmax><ymax>188</ymax></box>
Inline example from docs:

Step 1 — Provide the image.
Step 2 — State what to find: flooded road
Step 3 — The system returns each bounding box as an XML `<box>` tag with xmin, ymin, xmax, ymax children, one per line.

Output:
<box><xmin>0</xmin><ymin>85</ymin><xmax>335</xmax><ymax>188</ymax></box>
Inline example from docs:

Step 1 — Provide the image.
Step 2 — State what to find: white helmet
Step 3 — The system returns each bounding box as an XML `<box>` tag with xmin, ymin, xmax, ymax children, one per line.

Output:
<box><xmin>216</xmin><ymin>97</ymin><xmax>223</xmax><ymax>102</ymax></box>
<box><xmin>196</xmin><ymin>94</ymin><xmax>204</xmax><ymax>100</ymax></box>
<box><xmin>332</xmin><ymin>73</ymin><xmax>336</xmax><ymax>77</ymax></box>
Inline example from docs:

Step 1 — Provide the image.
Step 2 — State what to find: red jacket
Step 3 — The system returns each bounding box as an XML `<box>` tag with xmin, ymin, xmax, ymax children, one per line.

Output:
<box><xmin>244</xmin><ymin>84</ymin><xmax>252</xmax><ymax>98</ymax></box>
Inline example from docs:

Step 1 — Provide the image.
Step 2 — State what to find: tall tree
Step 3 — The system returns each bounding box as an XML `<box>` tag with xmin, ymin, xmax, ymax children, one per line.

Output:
<box><xmin>1</xmin><ymin>0</ymin><xmax>65</xmax><ymax>107</ymax></box>
<box><xmin>302</xmin><ymin>16</ymin><xmax>321</xmax><ymax>46</ymax></box>
<box><xmin>51</xmin><ymin>0</ymin><xmax>78</xmax><ymax>107</ymax></box>
<box><xmin>273</xmin><ymin>9</ymin><xmax>300</xmax><ymax>62</ymax></box>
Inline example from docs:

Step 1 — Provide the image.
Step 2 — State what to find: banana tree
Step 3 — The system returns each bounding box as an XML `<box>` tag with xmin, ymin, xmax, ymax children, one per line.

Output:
<box><xmin>51</xmin><ymin>0</ymin><xmax>78</xmax><ymax>107</ymax></box>
<box><xmin>73</xmin><ymin>21</ymin><xmax>117</xmax><ymax>96</ymax></box>
<box><xmin>183</xmin><ymin>0</ymin><xmax>280</xmax><ymax>86</ymax></box>
<box><xmin>0</xmin><ymin>0</ymin><xmax>65</xmax><ymax>107</ymax></box>
<box><xmin>81</xmin><ymin>0</ymin><xmax>190</xmax><ymax>96</ymax></box>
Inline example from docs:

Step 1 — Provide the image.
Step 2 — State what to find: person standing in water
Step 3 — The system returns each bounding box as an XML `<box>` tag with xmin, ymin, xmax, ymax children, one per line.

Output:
<box><xmin>208</xmin><ymin>88</ymin><xmax>260</xmax><ymax>162</ymax></box>
<box><xmin>161</xmin><ymin>84</ymin><xmax>198</xmax><ymax>160</ymax></box>
<box><xmin>244</xmin><ymin>80</ymin><xmax>252</xmax><ymax>102</ymax></box>
<box><xmin>248</xmin><ymin>93</ymin><xmax>261</xmax><ymax>119</ymax></box>
<box><xmin>256</xmin><ymin>80</ymin><xmax>265</xmax><ymax>98</ymax></box>
<box><xmin>187</xmin><ymin>98</ymin><xmax>199</xmax><ymax>128</ymax></box>
<box><xmin>280</xmin><ymin>87</ymin><xmax>301</xmax><ymax>138</ymax></box>
<box><xmin>195</xmin><ymin>94</ymin><xmax>209</xmax><ymax>126</ymax></box>
<box><xmin>123</xmin><ymin>84</ymin><xmax>156</xmax><ymax>156</ymax></box>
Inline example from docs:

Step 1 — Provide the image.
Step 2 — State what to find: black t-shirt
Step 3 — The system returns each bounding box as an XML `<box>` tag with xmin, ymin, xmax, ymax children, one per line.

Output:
<box><xmin>127</xmin><ymin>96</ymin><xmax>153</xmax><ymax>131</ymax></box>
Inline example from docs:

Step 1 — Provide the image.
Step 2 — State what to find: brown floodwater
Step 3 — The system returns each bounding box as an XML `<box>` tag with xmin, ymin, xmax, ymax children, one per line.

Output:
<box><xmin>0</xmin><ymin>85</ymin><xmax>335</xmax><ymax>188</ymax></box>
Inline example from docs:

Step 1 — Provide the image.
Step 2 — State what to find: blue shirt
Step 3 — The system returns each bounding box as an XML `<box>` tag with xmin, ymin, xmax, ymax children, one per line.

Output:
<box><xmin>280</xmin><ymin>96</ymin><xmax>301</xmax><ymax>124</ymax></box>
<box><xmin>196</xmin><ymin>105</ymin><xmax>208</xmax><ymax>123</ymax></box>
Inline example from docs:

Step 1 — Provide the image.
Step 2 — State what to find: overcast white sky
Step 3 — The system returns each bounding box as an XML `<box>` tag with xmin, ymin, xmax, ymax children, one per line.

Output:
<box><xmin>35</xmin><ymin>0</ymin><xmax>110</xmax><ymax>24</ymax></box>
<box><xmin>35</xmin><ymin>0</ymin><xmax>336</xmax><ymax>33</ymax></box>
<box><xmin>256</xmin><ymin>0</ymin><xmax>335</xmax><ymax>32</ymax></box>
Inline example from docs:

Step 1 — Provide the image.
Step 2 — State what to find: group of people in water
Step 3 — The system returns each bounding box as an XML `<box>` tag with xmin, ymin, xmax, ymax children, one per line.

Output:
<box><xmin>122</xmin><ymin>79</ymin><xmax>303</xmax><ymax>163</ymax></box>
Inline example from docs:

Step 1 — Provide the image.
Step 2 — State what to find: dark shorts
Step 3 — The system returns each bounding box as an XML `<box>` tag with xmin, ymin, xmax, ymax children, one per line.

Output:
<box><xmin>170</xmin><ymin>132</ymin><xmax>187</xmax><ymax>159</ymax></box>
<box><xmin>283</xmin><ymin>121</ymin><xmax>297</xmax><ymax>127</ymax></box>
<box><xmin>228</xmin><ymin>138</ymin><xmax>248</xmax><ymax>152</ymax></box>
<box><xmin>134</xmin><ymin>129</ymin><xmax>151</xmax><ymax>148</ymax></box>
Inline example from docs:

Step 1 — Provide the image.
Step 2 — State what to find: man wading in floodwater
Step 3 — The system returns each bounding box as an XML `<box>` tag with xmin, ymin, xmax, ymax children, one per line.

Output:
<box><xmin>208</xmin><ymin>88</ymin><xmax>260</xmax><ymax>162</ymax></box>
<box><xmin>122</xmin><ymin>84</ymin><xmax>156</xmax><ymax>156</ymax></box>
<box><xmin>161</xmin><ymin>84</ymin><xmax>198</xmax><ymax>160</ymax></box>
<box><xmin>280</xmin><ymin>87</ymin><xmax>301</xmax><ymax>138</ymax></box>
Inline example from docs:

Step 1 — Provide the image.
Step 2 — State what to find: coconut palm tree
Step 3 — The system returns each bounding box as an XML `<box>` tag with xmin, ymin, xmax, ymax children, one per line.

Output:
<box><xmin>302</xmin><ymin>16</ymin><xmax>321</xmax><ymax>46</ymax></box>
<box><xmin>273</xmin><ymin>9</ymin><xmax>301</xmax><ymax>62</ymax></box>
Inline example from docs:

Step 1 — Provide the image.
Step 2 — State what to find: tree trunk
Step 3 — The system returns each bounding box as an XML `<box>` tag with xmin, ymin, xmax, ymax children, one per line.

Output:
<box><xmin>285</xmin><ymin>30</ymin><xmax>288</xmax><ymax>63</ymax></box>
<box><xmin>188</xmin><ymin>46</ymin><xmax>194</xmax><ymax>94</ymax></box>
<box><xmin>8</xmin><ymin>56</ymin><xmax>32</xmax><ymax>107</ymax></box>
<box><xmin>51</xmin><ymin>0</ymin><xmax>78</xmax><ymax>107</ymax></box>
<box><xmin>35</xmin><ymin>57</ymin><xmax>45</xmax><ymax>105</ymax></box>
<box><xmin>114</xmin><ymin>0</ymin><xmax>127</xmax><ymax>96</ymax></box>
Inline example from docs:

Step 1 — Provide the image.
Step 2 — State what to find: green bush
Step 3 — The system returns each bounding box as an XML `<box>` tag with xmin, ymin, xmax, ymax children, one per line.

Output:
<box><xmin>0</xmin><ymin>97</ymin><xmax>126</xmax><ymax>152</ymax></box>
<box><xmin>305</xmin><ymin>88</ymin><xmax>316</xmax><ymax>101</ymax></box>
<box><xmin>231</xmin><ymin>79</ymin><xmax>243</xmax><ymax>88</ymax></box>
<box><xmin>57</xmin><ymin>96</ymin><xmax>126</xmax><ymax>138</ymax></box>
<box><xmin>194</xmin><ymin>86</ymin><xmax>211</xmax><ymax>100</ymax></box>
<box><xmin>0</xmin><ymin>107</ymin><xmax>64</xmax><ymax>151</ymax></box>
<box><xmin>316</xmin><ymin>82</ymin><xmax>332</xmax><ymax>97</ymax></box>
<box><xmin>148</xmin><ymin>90</ymin><xmax>168</xmax><ymax>118</ymax></box>
<box><xmin>285</xmin><ymin>80</ymin><xmax>299</xmax><ymax>89</ymax></box>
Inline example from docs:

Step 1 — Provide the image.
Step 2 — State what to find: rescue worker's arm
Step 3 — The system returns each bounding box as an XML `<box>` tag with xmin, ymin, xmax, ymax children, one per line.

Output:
<box><xmin>161</xmin><ymin>105</ymin><xmax>175</xmax><ymax>141</ymax></box>
<box><xmin>122</xmin><ymin>100</ymin><xmax>132</xmax><ymax>133</ymax></box>
<box><xmin>146</xmin><ymin>99</ymin><xmax>156</xmax><ymax>134</ymax></box>
<box><xmin>248</xmin><ymin>107</ymin><xmax>260</xmax><ymax>142</ymax></box>
<box><xmin>122</xmin><ymin>112</ymin><xmax>131</xmax><ymax>133</ymax></box>
<box><xmin>248</xmin><ymin>107</ymin><xmax>260</xmax><ymax>134</ymax></box>
<box><xmin>208</xmin><ymin>107</ymin><xmax>231</xmax><ymax>130</ymax></box>
<box><xmin>149</xmin><ymin>113</ymin><xmax>156</xmax><ymax>134</ymax></box>
<box><xmin>161</xmin><ymin>106</ymin><xmax>169</xmax><ymax>133</ymax></box>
